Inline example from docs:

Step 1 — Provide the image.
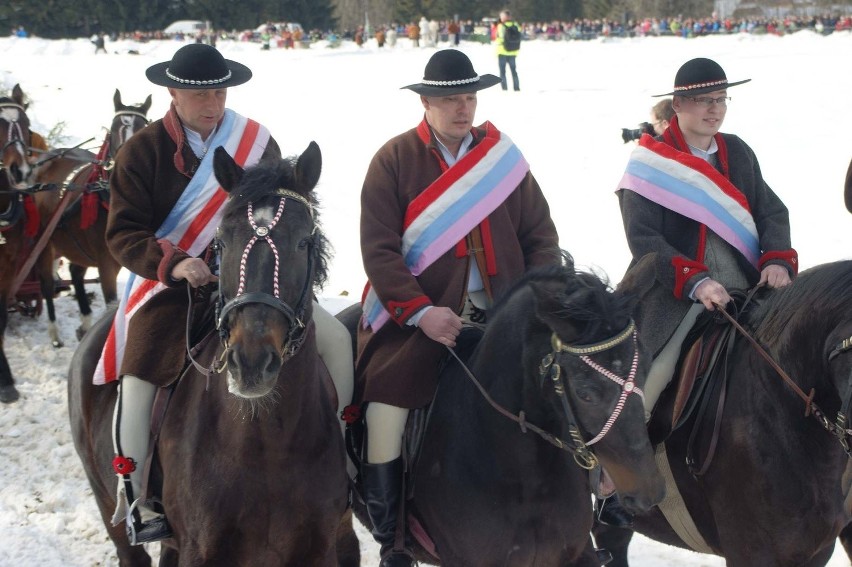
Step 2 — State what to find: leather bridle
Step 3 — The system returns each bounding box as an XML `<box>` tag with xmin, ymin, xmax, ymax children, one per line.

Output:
<box><xmin>449</xmin><ymin>318</ymin><xmax>641</xmax><ymax>470</ymax></box>
<box><xmin>215</xmin><ymin>188</ymin><xmax>317</xmax><ymax>364</ymax></box>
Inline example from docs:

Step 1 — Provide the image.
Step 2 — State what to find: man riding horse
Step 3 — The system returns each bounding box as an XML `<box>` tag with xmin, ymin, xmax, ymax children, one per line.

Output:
<box><xmin>356</xmin><ymin>49</ymin><xmax>561</xmax><ymax>566</ymax></box>
<box><xmin>613</xmin><ymin>57</ymin><xmax>798</xmax><ymax>524</ymax></box>
<box><xmin>96</xmin><ymin>43</ymin><xmax>353</xmax><ymax>545</ymax></box>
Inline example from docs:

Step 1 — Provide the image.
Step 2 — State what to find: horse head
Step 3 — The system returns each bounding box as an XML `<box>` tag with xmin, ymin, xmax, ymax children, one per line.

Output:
<box><xmin>213</xmin><ymin>141</ymin><xmax>329</xmax><ymax>399</ymax></box>
<box><xmin>528</xmin><ymin>265</ymin><xmax>665</xmax><ymax>513</ymax></box>
<box><xmin>0</xmin><ymin>84</ymin><xmax>34</xmax><ymax>188</ymax></box>
<box><xmin>109</xmin><ymin>89</ymin><xmax>151</xmax><ymax>160</ymax></box>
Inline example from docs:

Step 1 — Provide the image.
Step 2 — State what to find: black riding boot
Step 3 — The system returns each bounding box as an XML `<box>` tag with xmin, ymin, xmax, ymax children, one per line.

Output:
<box><xmin>595</xmin><ymin>493</ymin><xmax>634</xmax><ymax>528</ymax></box>
<box><xmin>362</xmin><ymin>457</ymin><xmax>414</xmax><ymax>567</ymax></box>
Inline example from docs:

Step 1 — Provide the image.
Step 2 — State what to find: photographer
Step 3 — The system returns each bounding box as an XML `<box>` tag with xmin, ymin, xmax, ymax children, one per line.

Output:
<box><xmin>621</xmin><ymin>98</ymin><xmax>674</xmax><ymax>142</ymax></box>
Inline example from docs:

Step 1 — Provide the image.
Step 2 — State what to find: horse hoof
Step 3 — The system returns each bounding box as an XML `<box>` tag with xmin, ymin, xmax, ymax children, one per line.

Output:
<box><xmin>52</xmin><ymin>339</ymin><xmax>64</xmax><ymax>348</ymax></box>
<box><xmin>76</xmin><ymin>327</ymin><xmax>87</xmax><ymax>341</ymax></box>
<box><xmin>0</xmin><ymin>385</ymin><xmax>20</xmax><ymax>404</ymax></box>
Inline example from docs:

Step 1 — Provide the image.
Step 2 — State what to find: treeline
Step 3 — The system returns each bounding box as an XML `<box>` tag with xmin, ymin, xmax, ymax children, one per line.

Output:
<box><xmin>1</xmin><ymin>0</ymin><xmax>335</xmax><ymax>38</ymax></box>
<box><xmin>3</xmin><ymin>0</ymin><xmax>850</xmax><ymax>38</ymax></box>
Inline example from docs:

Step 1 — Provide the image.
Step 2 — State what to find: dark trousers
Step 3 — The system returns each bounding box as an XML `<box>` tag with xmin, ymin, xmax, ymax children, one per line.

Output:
<box><xmin>498</xmin><ymin>54</ymin><xmax>519</xmax><ymax>91</ymax></box>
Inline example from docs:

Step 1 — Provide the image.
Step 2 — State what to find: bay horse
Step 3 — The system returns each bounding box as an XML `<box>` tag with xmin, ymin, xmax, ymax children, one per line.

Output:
<box><xmin>0</xmin><ymin>83</ymin><xmax>54</xmax><ymax>402</ymax></box>
<box><xmin>345</xmin><ymin>260</ymin><xmax>666</xmax><ymax>566</ymax></box>
<box><xmin>68</xmin><ymin>142</ymin><xmax>357</xmax><ymax>566</ymax></box>
<box><xmin>33</xmin><ymin>89</ymin><xmax>151</xmax><ymax>341</ymax></box>
<box><xmin>595</xmin><ymin>258</ymin><xmax>852</xmax><ymax>567</ymax></box>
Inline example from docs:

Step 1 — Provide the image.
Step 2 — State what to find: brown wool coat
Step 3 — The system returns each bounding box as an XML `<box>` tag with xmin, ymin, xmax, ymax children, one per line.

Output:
<box><xmin>356</xmin><ymin>121</ymin><xmax>560</xmax><ymax>408</ymax></box>
<box><xmin>106</xmin><ymin>111</ymin><xmax>280</xmax><ymax>386</ymax></box>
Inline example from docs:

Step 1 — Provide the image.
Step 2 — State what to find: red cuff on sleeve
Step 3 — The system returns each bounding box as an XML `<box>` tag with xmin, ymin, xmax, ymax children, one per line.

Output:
<box><xmin>387</xmin><ymin>295</ymin><xmax>432</xmax><ymax>327</ymax></box>
<box><xmin>156</xmin><ymin>239</ymin><xmax>188</xmax><ymax>286</ymax></box>
<box><xmin>758</xmin><ymin>249</ymin><xmax>798</xmax><ymax>276</ymax></box>
<box><xmin>672</xmin><ymin>256</ymin><xmax>709</xmax><ymax>300</ymax></box>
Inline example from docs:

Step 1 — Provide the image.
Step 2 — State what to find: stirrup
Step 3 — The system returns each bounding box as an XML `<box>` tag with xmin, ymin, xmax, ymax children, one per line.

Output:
<box><xmin>595</xmin><ymin>494</ymin><xmax>634</xmax><ymax>528</ymax></box>
<box><xmin>125</xmin><ymin>498</ymin><xmax>173</xmax><ymax>545</ymax></box>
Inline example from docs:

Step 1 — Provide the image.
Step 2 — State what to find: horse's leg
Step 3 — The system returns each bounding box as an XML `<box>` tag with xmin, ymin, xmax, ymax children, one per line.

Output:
<box><xmin>592</xmin><ymin>523</ymin><xmax>633</xmax><ymax>567</ymax></box>
<box><xmin>840</xmin><ymin>522</ymin><xmax>852</xmax><ymax>560</ymax></box>
<box><xmin>335</xmin><ymin>508</ymin><xmax>360</xmax><ymax>567</ymax></box>
<box><xmin>158</xmin><ymin>545</ymin><xmax>179</xmax><ymax>567</ymax></box>
<box><xmin>0</xmin><ymin>303</ymin><xmax>20</xmax><ymax>403</ymax></box>
<box><xmin>38</xmin><ymin>253</ymin><xmax>63</xmax><ymax>348</ymax></box>
<box><xmin>70</xmin><ymin>263</ymin><xmax>93</xmax><ymax>339</ymax></box>
<box><xmin>100</xmin><ymin>256</ymin><xmax>120</xmax><ymax>305</ymax></box>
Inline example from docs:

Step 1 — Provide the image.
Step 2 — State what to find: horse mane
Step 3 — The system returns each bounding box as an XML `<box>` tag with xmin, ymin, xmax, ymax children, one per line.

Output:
<box><xmin>492</xmin><ymin>252</ymin><xmax>632</xmax><ymax>344</ymax></box>
<box><xmin>223</xmin><ymin>157</ymin><xmax>331</xmax><ymax>290</ymax></box>
<box><xmin>753</xmin><ymin>260</ymin><xmax>852</xmax><ymax>344</ymax></box>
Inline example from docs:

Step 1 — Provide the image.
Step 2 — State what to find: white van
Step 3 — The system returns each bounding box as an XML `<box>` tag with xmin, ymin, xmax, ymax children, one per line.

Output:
<box><xmin>164</xmin><ymin>20</ymin><xmax>208</xmax><ymax>35</ymax></box>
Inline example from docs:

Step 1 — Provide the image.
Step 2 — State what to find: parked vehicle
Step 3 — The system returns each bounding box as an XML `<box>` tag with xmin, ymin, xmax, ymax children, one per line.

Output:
<box><xmin>164</xmin><ymin>20</ymin><xmax>209</xmax><ymax>35</ymax></box>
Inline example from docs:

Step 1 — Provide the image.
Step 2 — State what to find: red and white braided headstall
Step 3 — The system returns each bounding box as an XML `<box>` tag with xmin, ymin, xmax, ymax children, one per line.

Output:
<box><xmin>580</xmin><ymin>331</ymin><xmax>643</xmax><ymax>445</ymax></box>
<box><xmin>236</xmin><ymin>198</ymin><xmax>287</xmax><ymax>298</ymax></box>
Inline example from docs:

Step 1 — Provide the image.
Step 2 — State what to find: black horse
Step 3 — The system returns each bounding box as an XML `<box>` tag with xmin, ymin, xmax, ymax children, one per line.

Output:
<box><xmin>68</xmin><ymin>142</ymin><xmax>357</xmax><ymax>566</ymax></box>
<box><xmin>345</xmin><ymin>261</ymin><xmax>666</xmax><ymax>566</ymax></box>
<box><xmin>596</xmin><ymin>259</ymin><xmax>852</xmax><ymax>567</ymax></box>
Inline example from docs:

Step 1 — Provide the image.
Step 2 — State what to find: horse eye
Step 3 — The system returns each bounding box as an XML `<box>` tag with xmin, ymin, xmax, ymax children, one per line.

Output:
<box><xmin>297</xmin><ymin>237</ymin><xmax>311</xmax><ymax>250</ymax></box>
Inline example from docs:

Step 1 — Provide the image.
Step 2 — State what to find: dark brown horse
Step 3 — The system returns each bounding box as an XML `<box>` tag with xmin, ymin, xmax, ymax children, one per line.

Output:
<box><xmin>345</xmin><ymin>260</ymin><xmax>666</xmax><ymax>566</ymax></box>
<box><xmin>33</xmin><ymin>89</ymin><xmax>151</xmax><ymax>340</ymax></box>
<box><xmin>68</xmin><ymin>142</ymin><xmax>357</xmax><ymax>566</ymax></box>
<box><xmin>596</xmin><ymin>259</ymin><xmax>852</xmax><ymax>567</ymax></box>
<box><xmin>0</xmin><ymin>84</ymin><xmax>54</xmax><ymax>402</ymax></box>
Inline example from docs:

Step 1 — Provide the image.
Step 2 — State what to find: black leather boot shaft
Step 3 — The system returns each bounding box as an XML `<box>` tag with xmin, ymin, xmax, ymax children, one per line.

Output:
<box><xmin>362</xmin><ymin>457</ymin><xmax>414</xmax><ymax>566</ymax></box>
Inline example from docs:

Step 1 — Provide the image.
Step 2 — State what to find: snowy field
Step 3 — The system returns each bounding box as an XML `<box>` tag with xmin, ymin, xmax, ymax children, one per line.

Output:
<box><xmin>1</xmin><ymin>30</ymin><xmax>851</xmax><ymax>566</ymax></box>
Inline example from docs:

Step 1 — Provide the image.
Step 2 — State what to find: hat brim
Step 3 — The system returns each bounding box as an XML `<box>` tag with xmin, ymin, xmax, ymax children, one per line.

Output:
<box><xmin>145</xmin><ymin>60</ymin><xmax>253</xmax><ymax>89</ymax></box>
<box><xmin>653</xmin><ymin>78</ymin><xmax>751</xmax><ymax>97</ymax></box>
<box><xmin>402</xmin><ymin>74</ymin><xmax>501</xmax><ymax>96</ymax></box>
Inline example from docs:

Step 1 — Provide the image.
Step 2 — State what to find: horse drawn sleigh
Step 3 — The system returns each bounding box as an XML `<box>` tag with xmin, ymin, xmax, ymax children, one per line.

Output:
<box><xmin>0</xmin><ymin>83</ymin><xmax>150</xmax><ymax>402</ymax></box>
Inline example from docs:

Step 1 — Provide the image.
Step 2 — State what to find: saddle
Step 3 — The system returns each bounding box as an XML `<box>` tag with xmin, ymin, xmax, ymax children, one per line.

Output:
<box><xmin>648</xmin><ymin>290</ymin><xmax>757</xmax><ymax>475</ymax></box>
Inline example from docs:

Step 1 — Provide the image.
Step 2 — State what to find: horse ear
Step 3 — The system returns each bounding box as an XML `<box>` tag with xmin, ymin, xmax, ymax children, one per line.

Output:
<box><xmin>113</xmin><ymin>89</ymin><xmax>122</xmax><ymax>111</ymax></box>
<box><xmin>141</xmin><ymin>94</ymin><xmax>153</xmax><ymax>115</ymax></box>
<box><xmin>12</xmin><ymin>84</ymin><xmax>26</xmax><ymax>108</ymax></box>
<box><xmin>616</xmin><ymin>253</ymin><xmax>657</xmax><ymax>300</ymax></box>
<box><xmin>529</xmin><ymin>279</ymin><xmax>582</xmax><ymax>344</ymax></box>
<box><xmin>295</xmin><ymin>141</ymin><xmax>322</xmax><ymax>191</ymax></box>
<box><xmin>213</xmin><ymin>146</ymin><xmax>244</xmax><ymax>193</ymax></box>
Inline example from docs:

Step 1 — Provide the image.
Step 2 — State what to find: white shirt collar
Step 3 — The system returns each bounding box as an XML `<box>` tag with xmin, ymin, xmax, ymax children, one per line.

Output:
<box><xmin>435</xmin><ymin>132</ymin><xmax>474</xmax><ymax>166</ymax></box>
<box><xmin>184</xmin><ymin>125</ymin><xmax>218</xmax><ymax>159</ymax></box>
<box><xmin>687</xmin><ymin>137</ymin><xmax>718</xmax><ymax>162</ymax></box>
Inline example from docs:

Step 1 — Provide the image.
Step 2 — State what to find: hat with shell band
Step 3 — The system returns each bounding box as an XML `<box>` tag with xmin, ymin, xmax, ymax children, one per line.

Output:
<box><xmin>653</xmin><ymin>57</ymin><xmax>750</xmax><ymax>97</ymax></box>
<box><xmin>145</xmin><ymin>44</ymin><xmax>252</xmax><ymax>89</ymax></box>
<box><xmin>402</xmin><ymin>49</ymin><xmax>500</xmax><ymax>96</ymax></box>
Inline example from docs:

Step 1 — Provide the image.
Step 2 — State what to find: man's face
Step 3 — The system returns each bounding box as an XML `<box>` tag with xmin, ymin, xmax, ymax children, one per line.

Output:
<box><xmin>672</xmin><ymin>89</ymin><xmax>728</xmax><ymax>143</ymax></box>
<box><xmin>421</xmin><ymin>92</ymin><xmax>477</xmax><ymax>149</ymax></box>
<box><xmin>169</xmin><ymin>87</ymin><xmax>227</xmax><ymax>139</ymax></box>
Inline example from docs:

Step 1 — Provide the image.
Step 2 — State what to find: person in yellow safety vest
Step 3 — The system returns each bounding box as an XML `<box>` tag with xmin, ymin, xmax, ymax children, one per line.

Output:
<box><xmin>495</xmin><ymin>10</ymin><xmax>521</xmax><ymax>91</ymax></box>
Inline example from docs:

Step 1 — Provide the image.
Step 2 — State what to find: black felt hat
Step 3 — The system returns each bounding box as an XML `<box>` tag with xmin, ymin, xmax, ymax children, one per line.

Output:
<box><xmin>402</xmin><ymin>49</ymin><xmax>500</xmax><ymax>96</ymax></box>
<box><xmin>145</xmin><ymin>44</ymin><xmax>252</xmax><ymax>89</ymax></box>
<box><xmin>654</xmin><ymin>57</ymin><xmax>750</xmax><ymax>97</ymax></box>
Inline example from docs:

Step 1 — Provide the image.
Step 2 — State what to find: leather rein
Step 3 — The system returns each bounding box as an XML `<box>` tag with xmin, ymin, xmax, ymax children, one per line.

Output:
<box><xmin>447</xmin><ymin>319</ymin><xmax>641</xmax><ymax>470</ymax></box>
<box><xmin>714</xmin><ymin>302</ymin><xmax>852</xmax><ymax>457</ymax></box>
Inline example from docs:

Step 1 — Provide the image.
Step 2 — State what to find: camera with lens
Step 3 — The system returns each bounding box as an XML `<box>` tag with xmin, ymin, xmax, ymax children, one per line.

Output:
<box><xmin>621</xmin><ymin>121</ymin><xmax>656</xmax><ymax>144</ymax></box>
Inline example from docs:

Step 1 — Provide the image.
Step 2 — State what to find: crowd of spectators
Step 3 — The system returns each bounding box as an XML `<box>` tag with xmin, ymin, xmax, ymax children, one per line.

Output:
<box><xmin>11</xmin><ymin>12</ymin><xmax>851</xmax><ymax>46</ymax></box>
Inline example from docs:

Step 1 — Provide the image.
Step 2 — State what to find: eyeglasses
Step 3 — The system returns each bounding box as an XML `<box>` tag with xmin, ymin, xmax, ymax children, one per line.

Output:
<box><xmin>688</xmin><ymin>96</ymin><xmax>731</xmax><ymax>107</ymax></box>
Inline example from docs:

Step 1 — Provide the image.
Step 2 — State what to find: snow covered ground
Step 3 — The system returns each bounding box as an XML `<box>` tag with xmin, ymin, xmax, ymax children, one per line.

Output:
<box><xmin>1</xmin><ymin>30</ymin><xmax>851</xmax><ymax>566</ymax></box>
